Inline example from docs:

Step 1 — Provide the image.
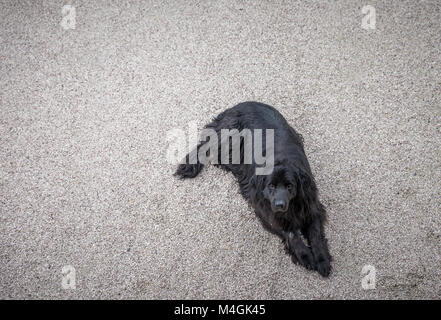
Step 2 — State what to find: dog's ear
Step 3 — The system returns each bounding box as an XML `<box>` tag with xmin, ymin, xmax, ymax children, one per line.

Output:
<box><xmin>296</xmin><ymin>169</ymin><xmax>310</xmax><ymax>198</ymax></box>
<box><xmin>249</xmin><ymin>174</ymin><xmax>267</xmax><ymax>204</ymax></box>
<box><xmin>294</xmin><ymin>169</ymin><xmax>317</xmax><ymax>208</ymax></box>
<box><xmin>250</xmin><ymin>174</ymin><xmax>266</xmax><ymax>191</ymax></box>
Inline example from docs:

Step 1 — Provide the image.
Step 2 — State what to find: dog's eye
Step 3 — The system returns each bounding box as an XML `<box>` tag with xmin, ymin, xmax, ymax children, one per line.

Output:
<box><xmin>268</xmin><ymin>184</ymin><xmax>275</xmax><ymax>190</ymax></box>
<box><xmin>287</xmin><ymin>184</ymin><xmax>293</xmax><ymax>190</ymax></box>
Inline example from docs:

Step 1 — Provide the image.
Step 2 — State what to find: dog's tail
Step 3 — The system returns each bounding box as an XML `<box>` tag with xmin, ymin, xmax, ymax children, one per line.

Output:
<box><xmin>174</xmin><ymin>143</ymin><xmax>205</xmax><ymax>179</ymax></box>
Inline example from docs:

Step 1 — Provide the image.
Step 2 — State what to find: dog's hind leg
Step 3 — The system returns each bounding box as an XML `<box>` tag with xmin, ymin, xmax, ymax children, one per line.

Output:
<box><xmin>174</xmin><ymin>114</ymin><xmax>227</xmax><ymax>179</ymax></box>
<box><xmin>174</xmin><ymin>142</ymin><xmax>205</xmax><ymax>179</ymax></box>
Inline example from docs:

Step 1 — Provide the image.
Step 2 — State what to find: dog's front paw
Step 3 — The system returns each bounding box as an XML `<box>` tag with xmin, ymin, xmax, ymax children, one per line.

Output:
<box><xmin>292</xmin><ymin>247</ymin><xmax>315</xmax><ymax>270</ymax></box>
<box><xmin>315</xmin><ymin>258</ymin><xmax>331</xmax><ymax>277</ymax></box>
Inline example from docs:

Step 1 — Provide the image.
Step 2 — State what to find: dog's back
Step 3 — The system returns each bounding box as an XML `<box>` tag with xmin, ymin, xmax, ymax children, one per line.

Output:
<box><xmin>216</xmin><ymin>102</ymin><xmax>290</xmax><ymax>133</ymax></box>
<box><xmin>216</xmin><ymin>101</ymin><xmax>305</xmax><ymax>152</ymax></box>
<box><xmin>175</xmin><ymin>102</ymin><xmax>306</xmax><ymax>179</ymax></box>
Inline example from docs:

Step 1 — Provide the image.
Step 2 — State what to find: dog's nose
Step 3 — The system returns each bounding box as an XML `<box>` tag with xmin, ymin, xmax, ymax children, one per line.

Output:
<box><xmin>275</xmin><ymin>200</ymin><xmax>286</xmax><ymax>209</ymax></box>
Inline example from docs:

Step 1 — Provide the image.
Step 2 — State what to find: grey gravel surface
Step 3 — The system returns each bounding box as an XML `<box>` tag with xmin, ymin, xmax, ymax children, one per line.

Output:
<box><xmin>0</xmin><ymin>0</ymin><xmax>440</xmax><ymax>299</ymax></box>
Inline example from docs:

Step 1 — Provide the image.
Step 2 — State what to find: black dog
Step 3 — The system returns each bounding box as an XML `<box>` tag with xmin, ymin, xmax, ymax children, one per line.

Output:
<box><xmin>175</xmin><ymin>102</ymin><xmax>331</xmax><ymax>277</ymax></box>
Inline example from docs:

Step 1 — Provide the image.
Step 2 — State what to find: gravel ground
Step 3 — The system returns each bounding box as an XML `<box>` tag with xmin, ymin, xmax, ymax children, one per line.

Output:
<box><xmin>0</xmin><ymin>0</ymin><xmax>440</xmax><ymax>299</ymax></box>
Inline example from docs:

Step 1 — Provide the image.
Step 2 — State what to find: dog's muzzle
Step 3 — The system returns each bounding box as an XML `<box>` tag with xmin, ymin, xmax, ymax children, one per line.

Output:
<box><xmin>273</xmin><ymin>200</ymin><xmax>288</xmax><ymax>213</ymax></box>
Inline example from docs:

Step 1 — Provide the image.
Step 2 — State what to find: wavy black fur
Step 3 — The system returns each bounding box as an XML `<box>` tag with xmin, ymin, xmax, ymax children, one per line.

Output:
<box><xmin>175</xmin><ymin>101</ymin><xmax>332</xmax><ymax>277</ymax></box>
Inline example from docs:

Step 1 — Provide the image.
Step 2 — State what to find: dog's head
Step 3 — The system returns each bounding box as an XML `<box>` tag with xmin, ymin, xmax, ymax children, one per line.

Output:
<box><xmin>252</xmin><ymin>163</ymin><xmax>315</xmax><ymax>214</ymax></box>
<box><xmin>261</xmin><ymin>165</ymin><xmax>297</xmax><ymax>213</ymax></box>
